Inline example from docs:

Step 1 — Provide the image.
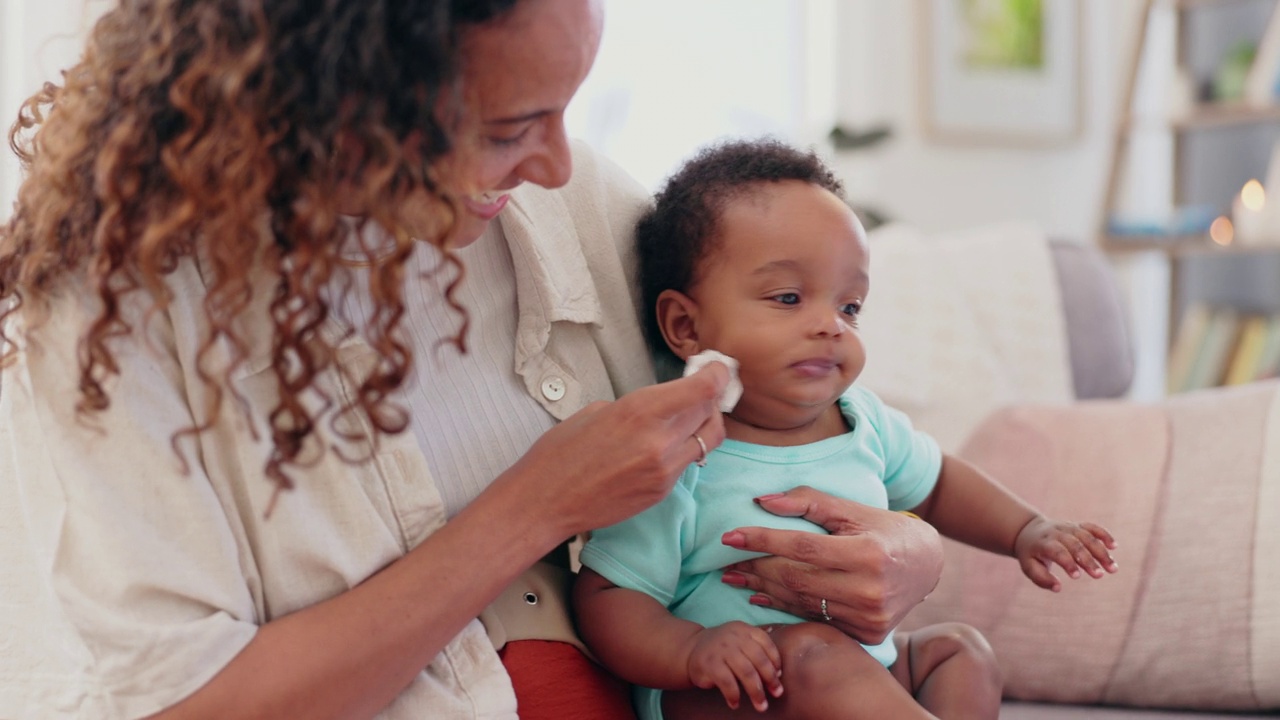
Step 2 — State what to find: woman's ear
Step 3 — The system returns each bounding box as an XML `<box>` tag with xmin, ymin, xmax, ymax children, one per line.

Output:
<box><xmin>655</xmin><ymin>289</ymin><xmax>702</xmax><ymax>361</ymax></box>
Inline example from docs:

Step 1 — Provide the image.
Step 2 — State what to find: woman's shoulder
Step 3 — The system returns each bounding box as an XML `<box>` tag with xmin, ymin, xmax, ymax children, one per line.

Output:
<box><xmin>8</xmin><ymin>259</ymin><xmax>211</xmax><ymax>349</ymax></box>
<box><xmin>567</xmin><ymin>140</ymin><xmax>644</xmax><ymax>191</ymax></box>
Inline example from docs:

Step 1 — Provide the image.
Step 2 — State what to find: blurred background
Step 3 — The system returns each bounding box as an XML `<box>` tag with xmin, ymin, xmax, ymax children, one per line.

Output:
<box><xmin>6</xmin><ymin>0</ymin><xmax>1280</xmax><ymax>403</ymax></box>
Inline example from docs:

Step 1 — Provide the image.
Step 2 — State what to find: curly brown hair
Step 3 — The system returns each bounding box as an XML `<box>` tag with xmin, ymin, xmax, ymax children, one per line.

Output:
<box><xmin>0</xmin><ymin>0</ymin><xmax>518</xmax><ymax>499</ymax></box>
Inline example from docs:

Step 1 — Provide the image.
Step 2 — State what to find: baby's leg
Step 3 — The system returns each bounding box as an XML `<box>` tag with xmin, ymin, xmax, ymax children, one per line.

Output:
<box><xmin>662</xmin><ymin>622</ymin><xmax>936</xmax><ymax>720</ymax></box>
<box><xmin>890</xmin><ymin>622</ymin><xmax>1001</xmax><ymax>720</ymax></box>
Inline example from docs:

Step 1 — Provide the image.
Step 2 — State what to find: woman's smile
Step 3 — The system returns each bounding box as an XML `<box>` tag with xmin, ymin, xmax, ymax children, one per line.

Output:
<box><xmin>461</xmin><ymin>191</ymin><xmax>512</xmax><ymax>220</ymax></box>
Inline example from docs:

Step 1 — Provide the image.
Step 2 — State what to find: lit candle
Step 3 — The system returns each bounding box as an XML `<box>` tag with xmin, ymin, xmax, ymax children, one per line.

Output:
<box><xmin>1210</xmin><ymin>215</ymin><xmax>1234</xmax><ymax>246</ymax></box>
<box><xmin>1232</xmin><ymin>179</ymin><xmax>1269</xmax><ymax>245</ymax></box>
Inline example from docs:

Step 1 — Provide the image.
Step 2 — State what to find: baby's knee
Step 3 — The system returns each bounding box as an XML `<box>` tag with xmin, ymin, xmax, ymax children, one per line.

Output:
<box><xmin>769</xmin><ymin>622</ymin><xmax>883</xmax><ymax>693</ymax></box>
<box><xmin>928</xmin><ymin>623</ymin><xmax>995</xmax><ymax>659</ymax></box>
<box><xmin>915</xmin><ymin>622</ymin><xmax>999</xmax><ymax>678</ymax></box>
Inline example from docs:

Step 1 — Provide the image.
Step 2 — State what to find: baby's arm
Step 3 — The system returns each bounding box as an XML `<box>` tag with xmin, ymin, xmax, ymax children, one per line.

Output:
<box><xmin>573</xmin><ymin>567</ymin><xmax>783</xmax><ymax>711</ymax></box>
<box><xmin>910</xmin><ymin>455</ymin><xmax>1118</xmax><ymax>592</ymax></box>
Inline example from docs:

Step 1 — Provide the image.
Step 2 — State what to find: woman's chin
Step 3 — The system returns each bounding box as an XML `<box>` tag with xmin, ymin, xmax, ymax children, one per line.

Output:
<box><xmin>446</xmin><ymin>215</ymin><xmax>490</xmax><ymax>248</ymax></box>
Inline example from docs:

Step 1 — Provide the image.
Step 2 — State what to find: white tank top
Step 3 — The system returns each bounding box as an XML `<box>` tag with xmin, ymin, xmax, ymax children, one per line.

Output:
<box><xmin>332</xmin><ymin>221</ymin><xmax>557</xmax><ymax>517</ymax></box>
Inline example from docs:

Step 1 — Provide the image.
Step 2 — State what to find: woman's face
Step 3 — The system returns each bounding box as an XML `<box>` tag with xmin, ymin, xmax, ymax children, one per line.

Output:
<box><xmin>444</xmin><ymin>0</ymin><xmax>604</xmax><ymax>246</ymax></box>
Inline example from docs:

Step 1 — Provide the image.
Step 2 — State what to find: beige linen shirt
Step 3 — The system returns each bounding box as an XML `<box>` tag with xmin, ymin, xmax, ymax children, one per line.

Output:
<box><xmin>0</xmin><ymin>143</ymin><xmax>655</xmax><ymax>719</ymax></box>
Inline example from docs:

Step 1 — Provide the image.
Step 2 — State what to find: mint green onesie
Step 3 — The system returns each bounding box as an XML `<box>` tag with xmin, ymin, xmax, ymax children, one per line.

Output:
<box><xmin>578</xmin><ymin>385</ymin><xmax>942</xmax><ymax>720</ymax></box>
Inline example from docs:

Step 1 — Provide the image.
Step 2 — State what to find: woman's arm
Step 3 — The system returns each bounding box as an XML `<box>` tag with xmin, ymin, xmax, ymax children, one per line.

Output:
<box><xmin>148</xmin><ymin>484</ymin><xmax>565</xmax><ymax>720</ymax></box>
<box><xmin>716</xmin><ymin>488</ymin><xmax>943</xmax><ymax>645</ymax></box>
<box><xmin>143</xmin><ymin>365</ymin><xmax>729</xmax><ymax>720</ymax></box>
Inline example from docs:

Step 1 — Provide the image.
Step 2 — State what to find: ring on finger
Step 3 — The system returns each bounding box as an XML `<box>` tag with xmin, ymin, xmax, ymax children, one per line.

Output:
<box><xmin>692</xmin><ymin>432</ymin><xmax>708</xmax><ymax>467</ymax></box>
<box><xmin>820</xmin><ymin>597</ymin><xmax>832</xmax><ymax>622</ymax></box>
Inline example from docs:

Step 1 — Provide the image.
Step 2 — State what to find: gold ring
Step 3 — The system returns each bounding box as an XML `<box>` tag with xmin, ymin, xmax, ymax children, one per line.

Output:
<box><xmin>693</xmin><ymin>432</ymin><xmax>708</xmax><ymax>467</ymax></box>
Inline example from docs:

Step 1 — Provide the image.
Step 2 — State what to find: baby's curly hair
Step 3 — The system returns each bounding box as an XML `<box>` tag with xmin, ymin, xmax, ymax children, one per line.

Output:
<box><xmin>635</xmin><ymin>137</ymin><xmax>845</xmax><ymax>361</ymax></box>
<box><xmin>0</xmin><ymin>0</ymin><xmax>517</xmax><ymax>497</ymax></box>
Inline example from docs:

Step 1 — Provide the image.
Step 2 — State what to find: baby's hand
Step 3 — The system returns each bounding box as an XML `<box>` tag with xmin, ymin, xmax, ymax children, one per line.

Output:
<box><xmin>685</xmin><ymin>621</ymin><xmax>783</xmax><ymax>712</ymax></box>
<box><xmin>1014</xmin><ymin>516</ymin><xmax>1118</xmax><ymax>592</ymax></box>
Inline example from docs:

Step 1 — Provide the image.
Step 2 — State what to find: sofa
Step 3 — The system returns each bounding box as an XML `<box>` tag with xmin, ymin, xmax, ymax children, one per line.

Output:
<box><xmin>869</xmin><ymin>230</ymin><xmax>1278</xmax><ymax>718</ymax></box>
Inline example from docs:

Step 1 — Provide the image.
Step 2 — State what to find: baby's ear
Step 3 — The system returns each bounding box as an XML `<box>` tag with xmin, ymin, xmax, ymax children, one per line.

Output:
<box><xmin>655</xmin><ymin>289</ymin><xmax>701</xmax><ymax>361</ymax></box>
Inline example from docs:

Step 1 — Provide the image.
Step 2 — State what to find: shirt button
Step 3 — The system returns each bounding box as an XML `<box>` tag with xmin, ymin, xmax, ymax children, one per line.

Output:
<box><xmin>540</xmin><ymin>376</ymin><xmax>566</xmax><ymax>401</ymax></box>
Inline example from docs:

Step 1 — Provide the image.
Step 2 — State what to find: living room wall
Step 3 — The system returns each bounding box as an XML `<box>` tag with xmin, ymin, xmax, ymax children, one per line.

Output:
<box><xmin>1</xmin><ymin>1</ymin><xmax>1140</xmax><ymax>247</ymax></box>
<box><xmin>0</xmin><ymin>0</ymin><xmax>113</xmax><ymax>217</ymax></box>
<box><xmin>830</xmin><ymin>1</ymin><xmax>1146</xmax><ymax>245</ymax></box>
<box><xmin>0</xmin><ymin>0</ymin><xmax>1170</xmax><ymax>398</ymax></box>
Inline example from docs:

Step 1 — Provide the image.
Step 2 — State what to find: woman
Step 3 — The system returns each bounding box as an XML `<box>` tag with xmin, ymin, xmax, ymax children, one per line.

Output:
<box><xmin>0</xmin><ymin>0</ymin><xmax>943</xmax><ymax>718</ymax></box>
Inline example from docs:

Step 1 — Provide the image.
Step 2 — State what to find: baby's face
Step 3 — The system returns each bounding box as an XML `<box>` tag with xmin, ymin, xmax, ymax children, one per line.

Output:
<box><xmin>688</xmin><ymin>180</ymin><xmax>869</xmax><ymax>430</ymax></box>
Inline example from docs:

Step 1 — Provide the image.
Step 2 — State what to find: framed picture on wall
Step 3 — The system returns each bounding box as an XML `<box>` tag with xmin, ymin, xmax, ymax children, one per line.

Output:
<box><xmin>919</xmin><ymin>0</ymin><xmax>1082</xmax><ymax>146</ymax></box>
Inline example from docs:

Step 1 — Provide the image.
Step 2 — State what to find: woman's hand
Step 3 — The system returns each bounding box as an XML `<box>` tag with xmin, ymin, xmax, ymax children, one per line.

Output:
<box><xmin>500</xmin><ymin>363</ymin><xmax>730</xmax><ymax>540</ymax></box>
<box><xmin>718</xmin><ymin>486</ymin><xmax>942</xmax><ymax>646</ymax></box>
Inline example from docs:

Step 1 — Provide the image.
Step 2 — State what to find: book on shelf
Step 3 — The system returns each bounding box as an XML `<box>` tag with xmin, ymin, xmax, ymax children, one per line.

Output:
<box><xmin>1182</xmin><ymin>309</ymin><xmax>1241</xmax><ymax>392</ymax></box>
<box><xmin>1167</xmin><ymin>304</ymin><xmax>1213</xmax><ymax>394</ymax></box>
<box><xmin>1224</xmin><ymin>314</ymin><xmax>1270</xmax><ymax>385</ymax></box>
<box><xmin>1254</xmin><ymin>315</ymin><xmax>1280</xmax><ymax>380</ymax></box>
<box><xmin>1168</xmin><ymin>306</ymin><xmax>1280</xmax><ymax>393</ymax></box>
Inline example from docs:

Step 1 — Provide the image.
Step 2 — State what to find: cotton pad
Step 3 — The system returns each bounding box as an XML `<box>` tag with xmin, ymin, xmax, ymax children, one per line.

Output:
<box><xmin>682</xmin><ymin>350</ymin><xmax>743</xmax><ymax>413</ymax></box>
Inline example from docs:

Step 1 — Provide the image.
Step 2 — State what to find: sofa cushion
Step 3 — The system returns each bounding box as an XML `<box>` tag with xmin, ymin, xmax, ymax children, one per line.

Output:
<box><xmin>859</xmin><ymin>222</ymin><xmax>1074</xmax><ymax>453</ymax></box>
<box><xmin>1001</xmin><ymin>701</ymin><xmax>1276</xmax><ymax>719</ymax></box>
<box><xmin>900</xmin><ymin>381</ymin><xmax>1280</xmax><ymax>711</ymax></box>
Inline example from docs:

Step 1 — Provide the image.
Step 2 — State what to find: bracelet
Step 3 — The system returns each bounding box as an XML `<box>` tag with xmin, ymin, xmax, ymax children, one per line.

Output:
<box><xmin>897</xmin><ymin>511</ymin><xmax>922</xmax><ymax>521</ymax></box>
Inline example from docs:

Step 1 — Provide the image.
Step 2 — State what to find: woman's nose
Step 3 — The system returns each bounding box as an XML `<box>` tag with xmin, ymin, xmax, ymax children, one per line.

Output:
<box><xmin>517</xmin><ymin>117</ymin><xmax>573</xmax><ymax>189</ymax></box>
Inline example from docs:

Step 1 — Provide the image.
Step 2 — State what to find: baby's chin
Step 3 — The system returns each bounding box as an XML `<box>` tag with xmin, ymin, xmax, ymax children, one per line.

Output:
<box><xmin>729</xmin><ymin>393</ymin><xmax>846</xmax><ymax>427</ymax></box>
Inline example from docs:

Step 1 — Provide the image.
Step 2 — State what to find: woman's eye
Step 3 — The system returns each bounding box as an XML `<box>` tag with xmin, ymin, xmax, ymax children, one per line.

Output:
<box><xmin>487</xmin><ymin>125</ymin><xmax>532</xmax><ymax>148</ymax></box>
<box><xmin>772</xmin><ymin>293</ymin><xmax>800</xmax><ymax>305</ymax></box>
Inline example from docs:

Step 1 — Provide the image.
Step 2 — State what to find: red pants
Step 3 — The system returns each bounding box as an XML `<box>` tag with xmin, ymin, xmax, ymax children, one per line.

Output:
<box><xmin>499</xmin><ymin>640</ymin><xmax>636</xmax><ymax>719</ymax></box>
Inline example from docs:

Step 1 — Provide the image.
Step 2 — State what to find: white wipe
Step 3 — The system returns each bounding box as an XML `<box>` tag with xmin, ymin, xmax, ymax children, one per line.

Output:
<box><xmin>682</xmin><ymin>350</ymin><xmax>743</xmax><ymax>413</ymax></box>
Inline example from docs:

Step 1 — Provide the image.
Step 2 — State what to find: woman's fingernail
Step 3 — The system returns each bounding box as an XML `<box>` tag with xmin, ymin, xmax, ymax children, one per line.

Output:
<box><xmin>749</xmin><ymin>594</ymin><xmax>772</xmax><ymax>607</ymax></box>
<box><xmin>722</xmin><ymin>530</ymin><xmax>746</xmax><ymax>548</ymax></box>
<box><xmin>753</xmin><ymin>493</ymin><xmax>784</xmax><ymax>504</ymax></box>
<box><xmin>722</xmin><ymin>571</ymin><xmax>747</xmax><ymax>587</ymax></box>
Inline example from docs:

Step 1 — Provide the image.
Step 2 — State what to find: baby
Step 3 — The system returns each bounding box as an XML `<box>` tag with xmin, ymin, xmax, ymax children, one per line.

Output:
<box><xmin>572</xmin><ymin>139</ymin><xmax>1118</xmax><ymax>720</ymax></box>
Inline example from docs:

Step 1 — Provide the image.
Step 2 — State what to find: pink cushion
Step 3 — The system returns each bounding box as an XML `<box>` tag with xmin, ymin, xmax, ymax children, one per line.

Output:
<box><xmin>900</xmin><ymin>382</ymin><xmax>1280</xmax><ymax>711</ymax></box>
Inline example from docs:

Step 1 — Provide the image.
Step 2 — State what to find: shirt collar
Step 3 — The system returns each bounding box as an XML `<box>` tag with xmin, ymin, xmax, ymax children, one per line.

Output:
<box><xmin>500</xmin><ymin>181</ymin><xmax>604</xmax><ymax>332</ymax></box>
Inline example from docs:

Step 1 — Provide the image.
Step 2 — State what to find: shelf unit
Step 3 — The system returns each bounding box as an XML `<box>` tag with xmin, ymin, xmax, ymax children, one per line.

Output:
<box><xmin>1100</xmin><ymin>0</ymin><xmax>1280</xmax><ymax>256</ymax></box>
<box><xmin>1101</xmin><ymin>0</ymin><xmax>1280</xmax><ymax>393</ymax></box>
<box><xmin>1169</xmin><ymin>101</ymin><xmax>1280</xmax><ymax>129</ymax></box>
<box><xmin>1172</xmin><ymin>0</ymin><xmax>1262</xmax><ymax>9</ymax></box>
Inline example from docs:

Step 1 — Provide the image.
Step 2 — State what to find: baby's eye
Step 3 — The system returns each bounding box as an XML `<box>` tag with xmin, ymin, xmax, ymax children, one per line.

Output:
<box><xmin>840</xmin><ymin>302</ymin><xmax>862</xmax><ymax>317</ymax></box>
<box><xmin>772</xmin><ymin>293</ymin><xmax>800</xmax><ymax>305</ymax></box>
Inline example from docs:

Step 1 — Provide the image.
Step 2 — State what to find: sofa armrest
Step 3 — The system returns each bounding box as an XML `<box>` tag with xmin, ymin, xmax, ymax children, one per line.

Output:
<box><xmin>1050</xmin><ymin>240</ymin><xmax>1134</xmax><ymax>400</ymax></box>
